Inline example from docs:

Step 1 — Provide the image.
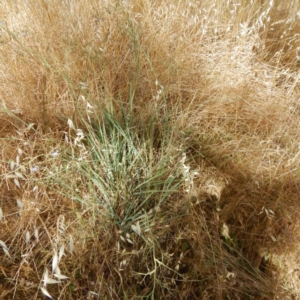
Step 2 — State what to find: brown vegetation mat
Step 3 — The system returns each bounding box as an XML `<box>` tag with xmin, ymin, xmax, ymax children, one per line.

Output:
<box><xmin>0</xmin><ymin>0</ymin><xmax>300</xmax><ymax>299</ymax></box>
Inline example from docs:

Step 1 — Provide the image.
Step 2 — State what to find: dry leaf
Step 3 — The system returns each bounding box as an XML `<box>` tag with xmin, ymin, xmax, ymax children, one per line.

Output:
<box><xmin>54</xmin><ymin>265</ymin><xmax>61</xmax><ymax>278</ymax></box>
<box><xmin>0</xmin><ymin>240</ymin><xmax>8</xmax><ymax>248</ymax></box>
<box><xmin>54</xmin><ymin>266</ymin><xmax>69</xmax><ymax>280</ymax></box>
<box><xmin>0</xmin><ymin>240</ymin><xmax>11</xmax><ymax>258</ymax></box>
<box><xmin>25</xmin><ymin>231</ymin><xmax>30</xmax><ymax>244</ymax></box>
<box><xmin>41</xmin><ymin>287</ymin><xmax>53</xmax><ymax>299</ymax></box>
<box><xmin>43</xmin><ymin>269</ymin><xmax>60</xmax><ymax>286</ymax></box>
<box><xmin>15</xmin><ymin>172</ymin><xmax>26</xmax><ymax>180</ymax></box>
<box><xmin>20</xmin><ymin>165</ymin><xmax>26</xmax><ymax>173</ymax></box>
<box><xmin>120</xmin><ymin>259</ymin><xmax>127</xmax><ymax>269</ymax></box>
<box><xmin>67</xmin><ymin>119</ymin><xmax>75</xmax><ymax>130</ymax></box>
<box><xmin>17</xmin><ymin>199</ymin><xmax>23</xmax><ymax>209</ymax></box>
<box><xmin>3</xmin><ymin>247</ymin><xmax>11</xmax><ymax>258</ymax></box>
<box><xmin>57</xmin><ymin>215</ymin><xmax>65</xmax><ymax>234</ymax></box>
<box><xmin>58</xmin><ymin>244</ymin><xmax>64</xmax><ymax>262</ymax></box>
<box><xmin>131</xmin><ymin>221</ymin><xmax>141</xmax><ymax>236</ymax></box>
<box><xmin>34</xmin><ymin>227</ymin><xmax>39</xmax><ymax>242</ymax></box>
<box><xmin>27</xmin><ymin>123</ymin><xmax>35</xmax><ymax>130</ymax></box>
<box><xmin>52</xmin><ymin>251</ymin><xmax>59</xmax><ymax>273</ymax></box>
<box><xmin>5</xmin><ymin>175</ymin><xmax>16</xmax><ymax>179</ymax></box>
<box><xmin>14</xmin><ymin>178</ymin><xmax>21</xmax><ymax>188</ymax></box>
<box><xmin>69</xmin><ymin>235</ymin><xmax>74</xmax><ymax>254</ymax></box>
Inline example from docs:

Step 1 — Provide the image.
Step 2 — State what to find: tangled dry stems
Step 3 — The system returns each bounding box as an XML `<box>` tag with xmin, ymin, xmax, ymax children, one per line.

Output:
<box><xmin>0</xmin><ymin>0</ymin><xmax>300</xmax><ymax>299</ymax></box>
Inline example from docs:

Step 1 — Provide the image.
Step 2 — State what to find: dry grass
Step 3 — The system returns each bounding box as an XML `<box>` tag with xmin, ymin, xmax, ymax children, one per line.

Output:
<box><xmin>1</xmin><ymin>0</ymin><xmax>300</xmax><ymax>299</ymax></box>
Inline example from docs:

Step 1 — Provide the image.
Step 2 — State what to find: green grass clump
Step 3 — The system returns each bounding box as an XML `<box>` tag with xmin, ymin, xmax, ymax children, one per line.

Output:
<box><xmin>72</xmin><ymin>110</ymin><xmax>182</xmax><ymax>224</ymax></box>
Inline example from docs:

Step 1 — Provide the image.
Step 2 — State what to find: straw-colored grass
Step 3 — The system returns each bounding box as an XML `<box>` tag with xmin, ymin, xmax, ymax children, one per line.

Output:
<box><xmin>1</xmin><ymin>0</ymin><xmax>300</xmax><ymax>299</ymax></box>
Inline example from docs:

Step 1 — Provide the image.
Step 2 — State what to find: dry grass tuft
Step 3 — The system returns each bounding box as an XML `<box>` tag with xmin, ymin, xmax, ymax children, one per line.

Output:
<box><xmin>1</xmin><ymin>0</ymin><xmax>300</xmax><ymax>299</ymax></box>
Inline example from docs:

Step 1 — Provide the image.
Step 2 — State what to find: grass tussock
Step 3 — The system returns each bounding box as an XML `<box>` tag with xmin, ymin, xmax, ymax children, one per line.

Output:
<box><xmin>1</xmin><ymin>0</ymin><xmax>300</xmax><ymax>299</ymax></box>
